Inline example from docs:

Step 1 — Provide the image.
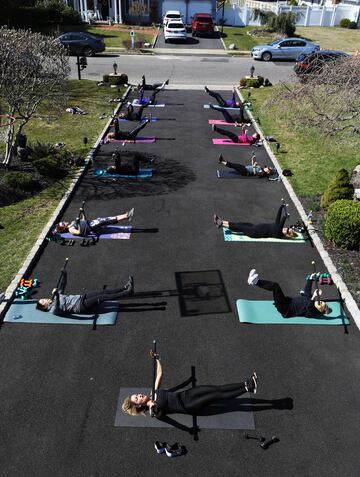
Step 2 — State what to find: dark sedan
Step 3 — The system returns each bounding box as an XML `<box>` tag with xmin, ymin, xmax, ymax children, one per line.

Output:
<box><xmin>294</xmin><ymin>50</ymin><xmax>350</xmax><ymax>78</ymax></box>
<box><xmin>57</xmin><ymin>32</ymin><xmax>105</xmax><ymax>56</ymax></box>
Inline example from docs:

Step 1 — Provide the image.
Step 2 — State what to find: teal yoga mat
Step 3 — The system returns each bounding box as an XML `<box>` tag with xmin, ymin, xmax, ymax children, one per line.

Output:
<box><xmin>223</xmin><ymin>228</ymin><xmax>306</xmax><ymax>243</ymax></box>
<box><xmin>4</xmin><ymin>300</ymin><xmax>118</xmax><ymax>325</ymax></box>
<box><xmin>93</xmin><ymin>168</ymin><xmax>152</xmax><ymax>179</ymax></box>
<box><xmin>236</xmin><ymin>299</ymin><xmax>349</xmax><ymax>325</ymax></box>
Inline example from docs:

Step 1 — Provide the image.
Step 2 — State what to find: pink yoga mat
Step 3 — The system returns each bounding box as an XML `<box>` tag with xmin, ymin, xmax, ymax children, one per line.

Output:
<box><xmin>108</xmin><ymin>137</ymin><xmax>156</xmax><ymax>144</ymax></box>
<box><xmin>208</xmin><ymin>120</ymin><xmax>234</xmax><ymax>125</ymax></box>
<box><xmin>212</xmin><ymin>138</ymin><xmax>251</xmax><ymax>146</ymax></box>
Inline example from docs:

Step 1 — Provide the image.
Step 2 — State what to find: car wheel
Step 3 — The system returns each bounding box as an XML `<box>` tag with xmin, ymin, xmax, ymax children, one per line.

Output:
<box><xmin>261</xmin><ymin>51</ymin><xmax>272</xmax><ymax>62</ymax></box>
<box><xmin>83</xmin><ymin>46</ymin><xmax>94</xmax><ymax>57</ymax></box>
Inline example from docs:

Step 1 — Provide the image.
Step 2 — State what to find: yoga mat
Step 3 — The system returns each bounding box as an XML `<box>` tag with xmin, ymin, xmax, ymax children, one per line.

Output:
<box><xmin>236</xmin><ymin>299</ymin><xmax>349</xmax><ymax>325</ymax></box>
<box><xmin>213</xmin><ymin>138</ymin><xmax>251</xmax><ymax>146</ymax></box>
<box><xmin>4</xmin><ymin>300</ymin><xmax>118</xmax><ymax>325</ymax></box>
<box><xmin>114</xmin><ymin>387</ymin><xmax>255</xmax><ymax>430</ymax></box>
<box><xmin>131</xmin><ymin>102</ymin><xmax>165</xmax><ymax>108</ymax></box>
<box><xmin>217</xmin><ymin>170</ymin><xmax>248</xmax><ymax>179</ymax></box>
<box><xmin>223</xmin><ymin>227</ymin><xmax>306</xmax><ymax>243</ymax></box>
<box><xmin>204</xmin><ymin>104</ymin><xmax>239</xmax><ymax>110</ymax></box>
<box><xmin>93</xmin><ymin>168</ymin><xmax>153</xmax><ymax>179</ymax></box>
<box><xmin>60</xmin><ymin>225</ymin><xmax>132</xmax><ymax>240</ymax></box>
<box><xmin>108</xmin><ymin>137</ymin><xmax>156</xmax><ymax>144</ymax></box>
<box><xmin>209</xmin><ymin>119</ymin><xmax>235</xmax><ymax>125</ymax></box>
<box><xmin>118</xmin><ymin>117</ymin><xmax>157</xmax><ymax>122</ymax></box>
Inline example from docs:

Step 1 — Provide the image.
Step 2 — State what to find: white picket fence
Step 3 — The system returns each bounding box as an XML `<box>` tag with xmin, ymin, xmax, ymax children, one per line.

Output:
<box><xmin>218</xmin><ymin>0</ymin><xmax>360</xmax><ymax>26</ymax></box>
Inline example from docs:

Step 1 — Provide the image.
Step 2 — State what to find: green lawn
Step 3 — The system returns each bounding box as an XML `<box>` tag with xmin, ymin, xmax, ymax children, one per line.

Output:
<box><xmin>221</xmin><ymin>26</ymin><xmax>273</xmax><ymax>50</ymax></box>
<box><xmin>222</xmin><ymin>25</ymin><xmax>360</xmax><ymax>53</ymax></box>
<box><xmin>247</xmin><ymin>88</ymin><xmax>360</xmax><ymax>198</ymax></box>
<box><xmin>0</xmin><ymin>80</ymin><xmax>124</xmax><ymax>292</ymax></box>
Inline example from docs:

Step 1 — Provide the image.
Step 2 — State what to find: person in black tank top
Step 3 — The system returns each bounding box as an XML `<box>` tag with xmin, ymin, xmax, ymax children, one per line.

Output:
<box><xmin>122</xmin><ymin>353</ymin><xmax>258</xmax><ymax>417</ymax></box>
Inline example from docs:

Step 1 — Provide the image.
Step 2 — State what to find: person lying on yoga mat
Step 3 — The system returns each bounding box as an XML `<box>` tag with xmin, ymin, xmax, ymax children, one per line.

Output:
<box><xmin>137</xmin><ymin>75</ymin><xmax>169</xmax><ymax>91</ymax></box>
<box><xmin>55</xmin><ymin>207</ymin><xmax>134</xmax><ymax>236</ymax></box>
<box><xmin>247</xmin><ymin>269</ymin><xmax>331</xmax><ymax>318</ymax></box>
<box><xmin>209</xmin><ymin>103</ymin><xmax>250</xmax><ymax>125</ymax></box>
<box><xmin>122</xmin><ymin>353</ymin><xmax>258</xmax><ymax>417</ymax></box>
<box><xmin>214</xmin><ymin>203</ymin><xmax>298</xmax><ymax>239</ymax></box>
<box><xmin>106</xmin><ymin>150</ymin><xmax>153</xmax><ymax>175</ymax></box>
<box><xmin>118</xmin><ymin>102</ymin><xmax>149</xmax><ymax>121</ymax></box>
<box><xmin>137</xmin><ymin>84</ymin><xmax>165</xmax><ymax>106</ymax></box>
<box><xmin>218</xmin><ymin>153</ymin><xmax>274</xmax><ymax>178</ymax></box>
<box><xmin>204</xmin><ymin>86</ymin><xmax>240</xmax><ymax>108</ymax></box>
<box><xmin>106</xmin><ymin>117</ymin><xmax>151</xmax><ymax>141</ymax></box>
<box><xmin>36</xmin><ymin>270</ymin><xmax>134</xmax><ymax>315</ymax></box>
<box><xmin>212</xmin><ymin>124</ymin><xmax>260</xmax><ymax>145</ymax></box>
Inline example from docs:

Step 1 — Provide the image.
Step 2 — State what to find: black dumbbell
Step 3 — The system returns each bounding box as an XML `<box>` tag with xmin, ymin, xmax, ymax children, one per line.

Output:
<box><xmin>243</xmin><ymin>432</ymin><xmax>265</xmax><ymax>443</ymax></box>
<box><xmin>260</xmin><ymin>436</ymin><xmax>279</xmax><ymax>450</ymax></box>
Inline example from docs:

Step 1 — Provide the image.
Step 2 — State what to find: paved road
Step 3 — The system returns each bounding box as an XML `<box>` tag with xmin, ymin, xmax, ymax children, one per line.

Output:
<box><xmin>69</xmin><ymin>54</ymin><xmax>296</xmax><ymax>87</ymax></box>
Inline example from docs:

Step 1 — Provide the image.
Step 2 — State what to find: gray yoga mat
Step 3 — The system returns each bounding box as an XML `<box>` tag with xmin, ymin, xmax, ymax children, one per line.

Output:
<box><xmin>114</xmin><ymin>387</ymin><xmax>255</xmax><ymax>430</ymax></box>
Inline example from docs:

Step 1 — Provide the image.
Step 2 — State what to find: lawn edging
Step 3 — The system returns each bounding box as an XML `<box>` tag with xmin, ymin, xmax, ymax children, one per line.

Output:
<box><xmin>236</xmin><ymin>87</ymin><xmax>360</xmax><ymax>327</ymax></box>
<box><xmin>0</xmin><ymin>85</ymin><xmax>132</xmax><ymax>322</ymax></box>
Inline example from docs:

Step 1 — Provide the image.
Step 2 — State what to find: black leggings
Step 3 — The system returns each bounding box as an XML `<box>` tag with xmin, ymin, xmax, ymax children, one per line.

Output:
<box><xmin>225</xmin><ymin>161</ymin><xmax>250</xmax><ymax>176</ymax></box>
<box><xmin>207</xmin><ymin>90</ymin><xmax>227</xmax><ymax>107</ymax></box>
<box><xmin>80</xmin><ymin>286</ymin><xmax>131</xmax><ymax>312</ymax></box>
<box><xmin>181</xmin><ymin>383</ymin><xmax>248</xmax><ymax>413</ymax></box>
<box><xmin>126</xmin><ymin>103</ymin><xmax>149</xmax><ymax>121</ymax></box>
<box><xmin>211</xmin><ymin>104</ymin><xmax>247</xmax><ymax>124</ymax></box>
<box><xmin>214</xmin><ymin>126</ymin><xmax>240</xmax><ymax>143</ymax></box>
<box><xmin>256</xmin><ymin>279</ymin><xmax>291</xmax><ymax>316</ymax></box>
<box><xmin>114</xmin><ymin>153</ymin><xmax>152</xmax><ymax>174</ymax></box>
<box><xmin>114</xmin><ymin>118</ymin><xmax>149</xmax><ymax>140</ymax></box>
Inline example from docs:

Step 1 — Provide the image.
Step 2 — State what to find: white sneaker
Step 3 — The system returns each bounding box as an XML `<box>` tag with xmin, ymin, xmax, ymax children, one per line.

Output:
<box><xmin>247</xmin><ymin>269</ymin><xmax>259</xmax><ymax>286</ymax></box>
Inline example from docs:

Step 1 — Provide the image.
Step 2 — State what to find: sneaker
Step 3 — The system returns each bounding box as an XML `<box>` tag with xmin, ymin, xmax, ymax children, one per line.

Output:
<box><xmin>154</xmin><ymin>441</ymin><xmax>166</xmax><ymax>454</ymax></box>
<box><xmin>245</xmin><ymin>372</ymin><xmax>257</xmax><ymax>394</ymax></box>
<box><xmin>204</xmin><ymin>86</ymin><xmax>210</xmax><ymax>93</ymax></box>
<box><xmin>214</xmin><ymin>214</ymin><xmax>223</xmax><ymax>228</ymax></box>
<box><xmin>165</xmin><ymin>443</ymin><xmax>185</xmax><ymax>458</ymax></box>
<box><xmin>212</xmin><ymin>124</ymin><xmax>216</xmax><ymax>132</ymax></box>
<box><xmin>127</xmin><ymin>207</ymin><xmax>134</xmax><ymax>221</ymax></box>
<box><xmin>247</xmin><ymin>269</ymin><xmax>259</xmax><ymax>286</ymax></box>
<box><xmin>124</xmin><ymin>275</ymin><xmax>134</xmax><ymax>295</ymax></box>
<box><xmin>218</xmin><ymin>154</ymin><xmax>224</xmax><ymax>164</ymax></box>
<box><xmin>165</xmin><ymin>79</ymin><xmax>169</xmax><ymax>85</ymax></box>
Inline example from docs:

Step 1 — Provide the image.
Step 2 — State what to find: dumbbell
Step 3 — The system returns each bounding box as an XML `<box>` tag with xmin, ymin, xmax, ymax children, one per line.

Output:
<box><xmin>260</xmin><ymin>436</ymin><xmax>279</xmax><ymax>450</ymax></box>
<box><xmin>243</xmin><ymin>432</ymin><xmax>265</xmax><ymax>443</ymax></box>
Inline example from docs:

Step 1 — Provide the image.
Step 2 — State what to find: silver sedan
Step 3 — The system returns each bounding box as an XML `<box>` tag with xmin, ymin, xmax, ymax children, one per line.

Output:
<box><xmin>251</xmin><ymin>37</ymin><xmax>320</xmax><ymax>62</ymax></box>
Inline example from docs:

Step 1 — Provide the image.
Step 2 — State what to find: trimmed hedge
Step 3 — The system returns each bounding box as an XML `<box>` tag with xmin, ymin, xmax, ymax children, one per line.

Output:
<box><xmin>103</xmin><ymin>74</ymin><xmax>128</xmax><ymax>86</ymax></box>
<box><xmin>324</xmin><ymin>200</ymin><xmax>360</xmax><ymax>249</ymax></box>
<box><xmin>33</xmin><ymin>156</ymin><xmax>67</xmax><ymax>178</ymax></box>
<box><xmin>2</xmin><ymin>171</ymin><xmax>37</xmax><ymax>191</ymax></box>
<box><xmin>339</xmin><ymin>18</ymin><xmax>351</xmax><ymax>28</ymax></box>
<box><xmin>240</xmin><ymin>76</ymin><xmax>264</xmax><ymax>88</ymax></box>
<box><xmin>320</xmin><ymin>168</ymin><xmax>354</xmax><ymax>209</ymax></box>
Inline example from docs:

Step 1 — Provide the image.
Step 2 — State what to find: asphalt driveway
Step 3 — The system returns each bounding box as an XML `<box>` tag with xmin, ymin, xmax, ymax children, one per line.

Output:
<box><xmin>155</xmin><ymin>28</ymin><xmax>224</xmax><ymax>50</ymax></box>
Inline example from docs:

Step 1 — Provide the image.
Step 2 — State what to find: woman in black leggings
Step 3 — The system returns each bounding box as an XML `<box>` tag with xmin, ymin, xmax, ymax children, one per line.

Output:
<box><xmin>212</xmin><ymin>124</ymin><xmax>260</xmax><ymax>144</ymax></box>
<box><xmin>214</xmin><ymin>204</ymin><xmax>298</xmax><ymax>239</ymax></box>
<box><xmin>37</xmin><ymin>271</ymin><xmax>134</xmax><ymax>316</ymax></box>
<box><xmin>106</xmin><ymin>117</ymin><xmax>151</xmax><ymax>141</ymax></box>
<box><xmin>204</xmin><ymin>86</ymin><xmax>239</xmax><ymax>107</ymax></box>
<box><xmin>138</xmin><ymin>75</ymin><xmax>169</xmax><ymax>91</ymax></box>
<box><xmin>118</xmin><ymin>102</ymin><xmax>149</xmax><ymax>121</ymax></box>
<box><xmin>218</xmin><ymin>153</ymin><xmax>274</xmax><ymax>178</ymax></box>
<box><xmin>122</xmin><ymin>353</ymin><xmax>257</xmax><ymax>417</ymax></box>
<box><xmin>106</xmin><ymin>150</ymin><xmax>154</xmax><ymax>175</ymax></box>
<box><xmin>247</xmin><ymin>269</ymin><xmax>330</xmax><ymax>318</ymax></box>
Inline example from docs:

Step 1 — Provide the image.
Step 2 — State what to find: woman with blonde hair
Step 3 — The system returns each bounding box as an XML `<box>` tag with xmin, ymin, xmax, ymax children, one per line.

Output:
<box><xmin>122</xmin><ymin>352</ymin><xmax>257</xmax><ymax>418</ymax></box>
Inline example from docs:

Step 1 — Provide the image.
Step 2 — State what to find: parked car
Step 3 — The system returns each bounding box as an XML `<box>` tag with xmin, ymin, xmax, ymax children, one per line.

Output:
<box><xmin>191</xmin><ymin>13</ymin><xmax>215</xmax><ymax>37</ymax></box>
<box><xmin>164</xmin><ymin>21</ymin><xmax>187</xmax><ymax>43</ymax></box>
<box><xmin>294</xmin><ymin>49</ymin><xmax>350</xmax><ymax>77</ymax></box>
<box><xmin>163</xmin><ymin>10</ymin><xmax>182</xmax><ymax>27</ymax></box>
<box><xmin>57</xmin><ymin>32</ymin><xmax>105</xmax><ymax>56</ymax></box>
<box><xmin>251</xmin><ymin>37</ymin><xmax>320</xmax><ymax>62</ymax></box>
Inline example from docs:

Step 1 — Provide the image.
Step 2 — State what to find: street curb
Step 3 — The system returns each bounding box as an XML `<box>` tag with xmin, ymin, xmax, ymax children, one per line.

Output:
<box><xmin>235</xmin><ymin>87</ymin><xmax>360</xmax><ymax>327</ymax></box>
<box><xmin>0</xmin><ymin>85</ymin><xmax>133</xmax><ymax>323</ymax></box>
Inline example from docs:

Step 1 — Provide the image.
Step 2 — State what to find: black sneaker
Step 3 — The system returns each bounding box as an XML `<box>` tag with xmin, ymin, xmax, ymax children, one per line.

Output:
<box><xmin>124</xmin><ymin>275</ymin><xmax>134</xmax><ymax>296</ymax></box>
<box><xmin>218</xmin><ymin>154</ymin><xmax>224</xmax><ymax>164</ymax></box>
<box><xmin>154</xmin><ymin>441</ymin><xmax>166</xmax><ymax>454</ymax></box>
<box><xmin>214</xmin><ymin>214</ymin><xmax>223</xmax><ymax>228</ymax></box>
<box><xmin>165</xmin><ymin>443</ymin><xmax>185</xmax><ymax>458</ymax></box>
<box><xmin>204</xmin><ymin>86</ymin><xmax>210</xmax><ymax>93</ymax></box>
<box><xmin>212</xmin><ymin>124</ymin><xmax>216</xmax><ymax>132</ymax></box>
<box><xmin>245</xmin><ymin>372</ymin><xmax>258</xmax><ymax>394</ymax></box>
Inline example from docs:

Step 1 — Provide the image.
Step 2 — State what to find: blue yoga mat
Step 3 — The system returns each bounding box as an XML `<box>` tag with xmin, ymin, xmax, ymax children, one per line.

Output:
<box><xmin>118</xmin><ymin>117</ymin><xmax>157</xmax><ymax>122</ymax></box>
<box><xmin>4</xmin><ymin>300</ymin><xmax>118</xmax><ymax>325</ymax></box>
<box><xmin>59</xmin><ymin>225</ymin><xmax>132</xmax><ymax>240</ymax></box>
<box><xmin>132</xmin><ymin>102</ymin><xmax>165</xmax><ymax>107</ymax></box>
<box><xmin>93</xmin><ymin>168</ymin><xmax>152</xmax><ymax>179</ymax></box>
<box><xmin>236</xmin><ymin>299</ymin><xmax>349</xmax><ymax>325</ymax></box>
<box><xmin>223</xmin><ymin>228</ymin><xmax>306</xmax><ymax>243</ymax></box>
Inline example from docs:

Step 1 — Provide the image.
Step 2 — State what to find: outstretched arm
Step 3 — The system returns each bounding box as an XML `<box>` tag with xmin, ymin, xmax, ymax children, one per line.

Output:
<box><xmin>275</xmin><ymin>204</ymin><xmax>287</xmax><ymax>227</ymax></box>
<box><xmin>154</xmin><ymin>357</ymin><xmax>163</xmax><ymax>391</ymax></box>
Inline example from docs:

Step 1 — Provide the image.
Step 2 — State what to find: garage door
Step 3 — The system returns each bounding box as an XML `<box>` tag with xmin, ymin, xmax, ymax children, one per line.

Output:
<box><xmin>162</xmin><ymin>0</ymin><xmax>187</xmax><ymax>20</ymax></box>
<box><xmin>187</xmin><ymin>1</ymin><xmax>213</xmax><ymax>23</ymax></box>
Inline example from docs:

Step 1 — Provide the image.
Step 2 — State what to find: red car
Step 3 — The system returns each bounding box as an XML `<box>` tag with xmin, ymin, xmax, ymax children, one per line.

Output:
<box><xmin>191</xmin><ymin>13</ymin><xmax>215</xmax><ymax>37</ymax></box>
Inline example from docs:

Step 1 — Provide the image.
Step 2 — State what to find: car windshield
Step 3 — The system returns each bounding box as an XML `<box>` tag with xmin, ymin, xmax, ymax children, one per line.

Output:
<box><xmin>168</xmin><ymin>23</ymin><xmax>184</xmax><ymax>28</ymax></box>
<box><xmin>168</xmin><ymin>14</ymin><xmax>181</xmax><ymax>18</ymax></box>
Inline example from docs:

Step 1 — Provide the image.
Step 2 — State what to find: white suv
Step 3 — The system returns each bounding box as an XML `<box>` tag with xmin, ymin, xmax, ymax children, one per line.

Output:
<box><xmin>163</xmin><ymin>10</ymin><xmax>182</xmax><ymax>27</ymax></box>
<box><xmin>164</xmin><ymin>20</ymin><xmax>187</xmax><ymax>43</ymax></box>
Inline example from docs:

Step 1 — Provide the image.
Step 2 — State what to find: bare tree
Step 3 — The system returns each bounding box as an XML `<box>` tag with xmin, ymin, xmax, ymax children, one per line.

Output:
<box><xmin>265</xmin><ymin>55</ymin><xmax>360</xmax><ymax>137</ymax></box>
<box><xmin>0</xmin><ymin>27</ymin><xmax>70</xmax><ymax>166</ymax></box>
